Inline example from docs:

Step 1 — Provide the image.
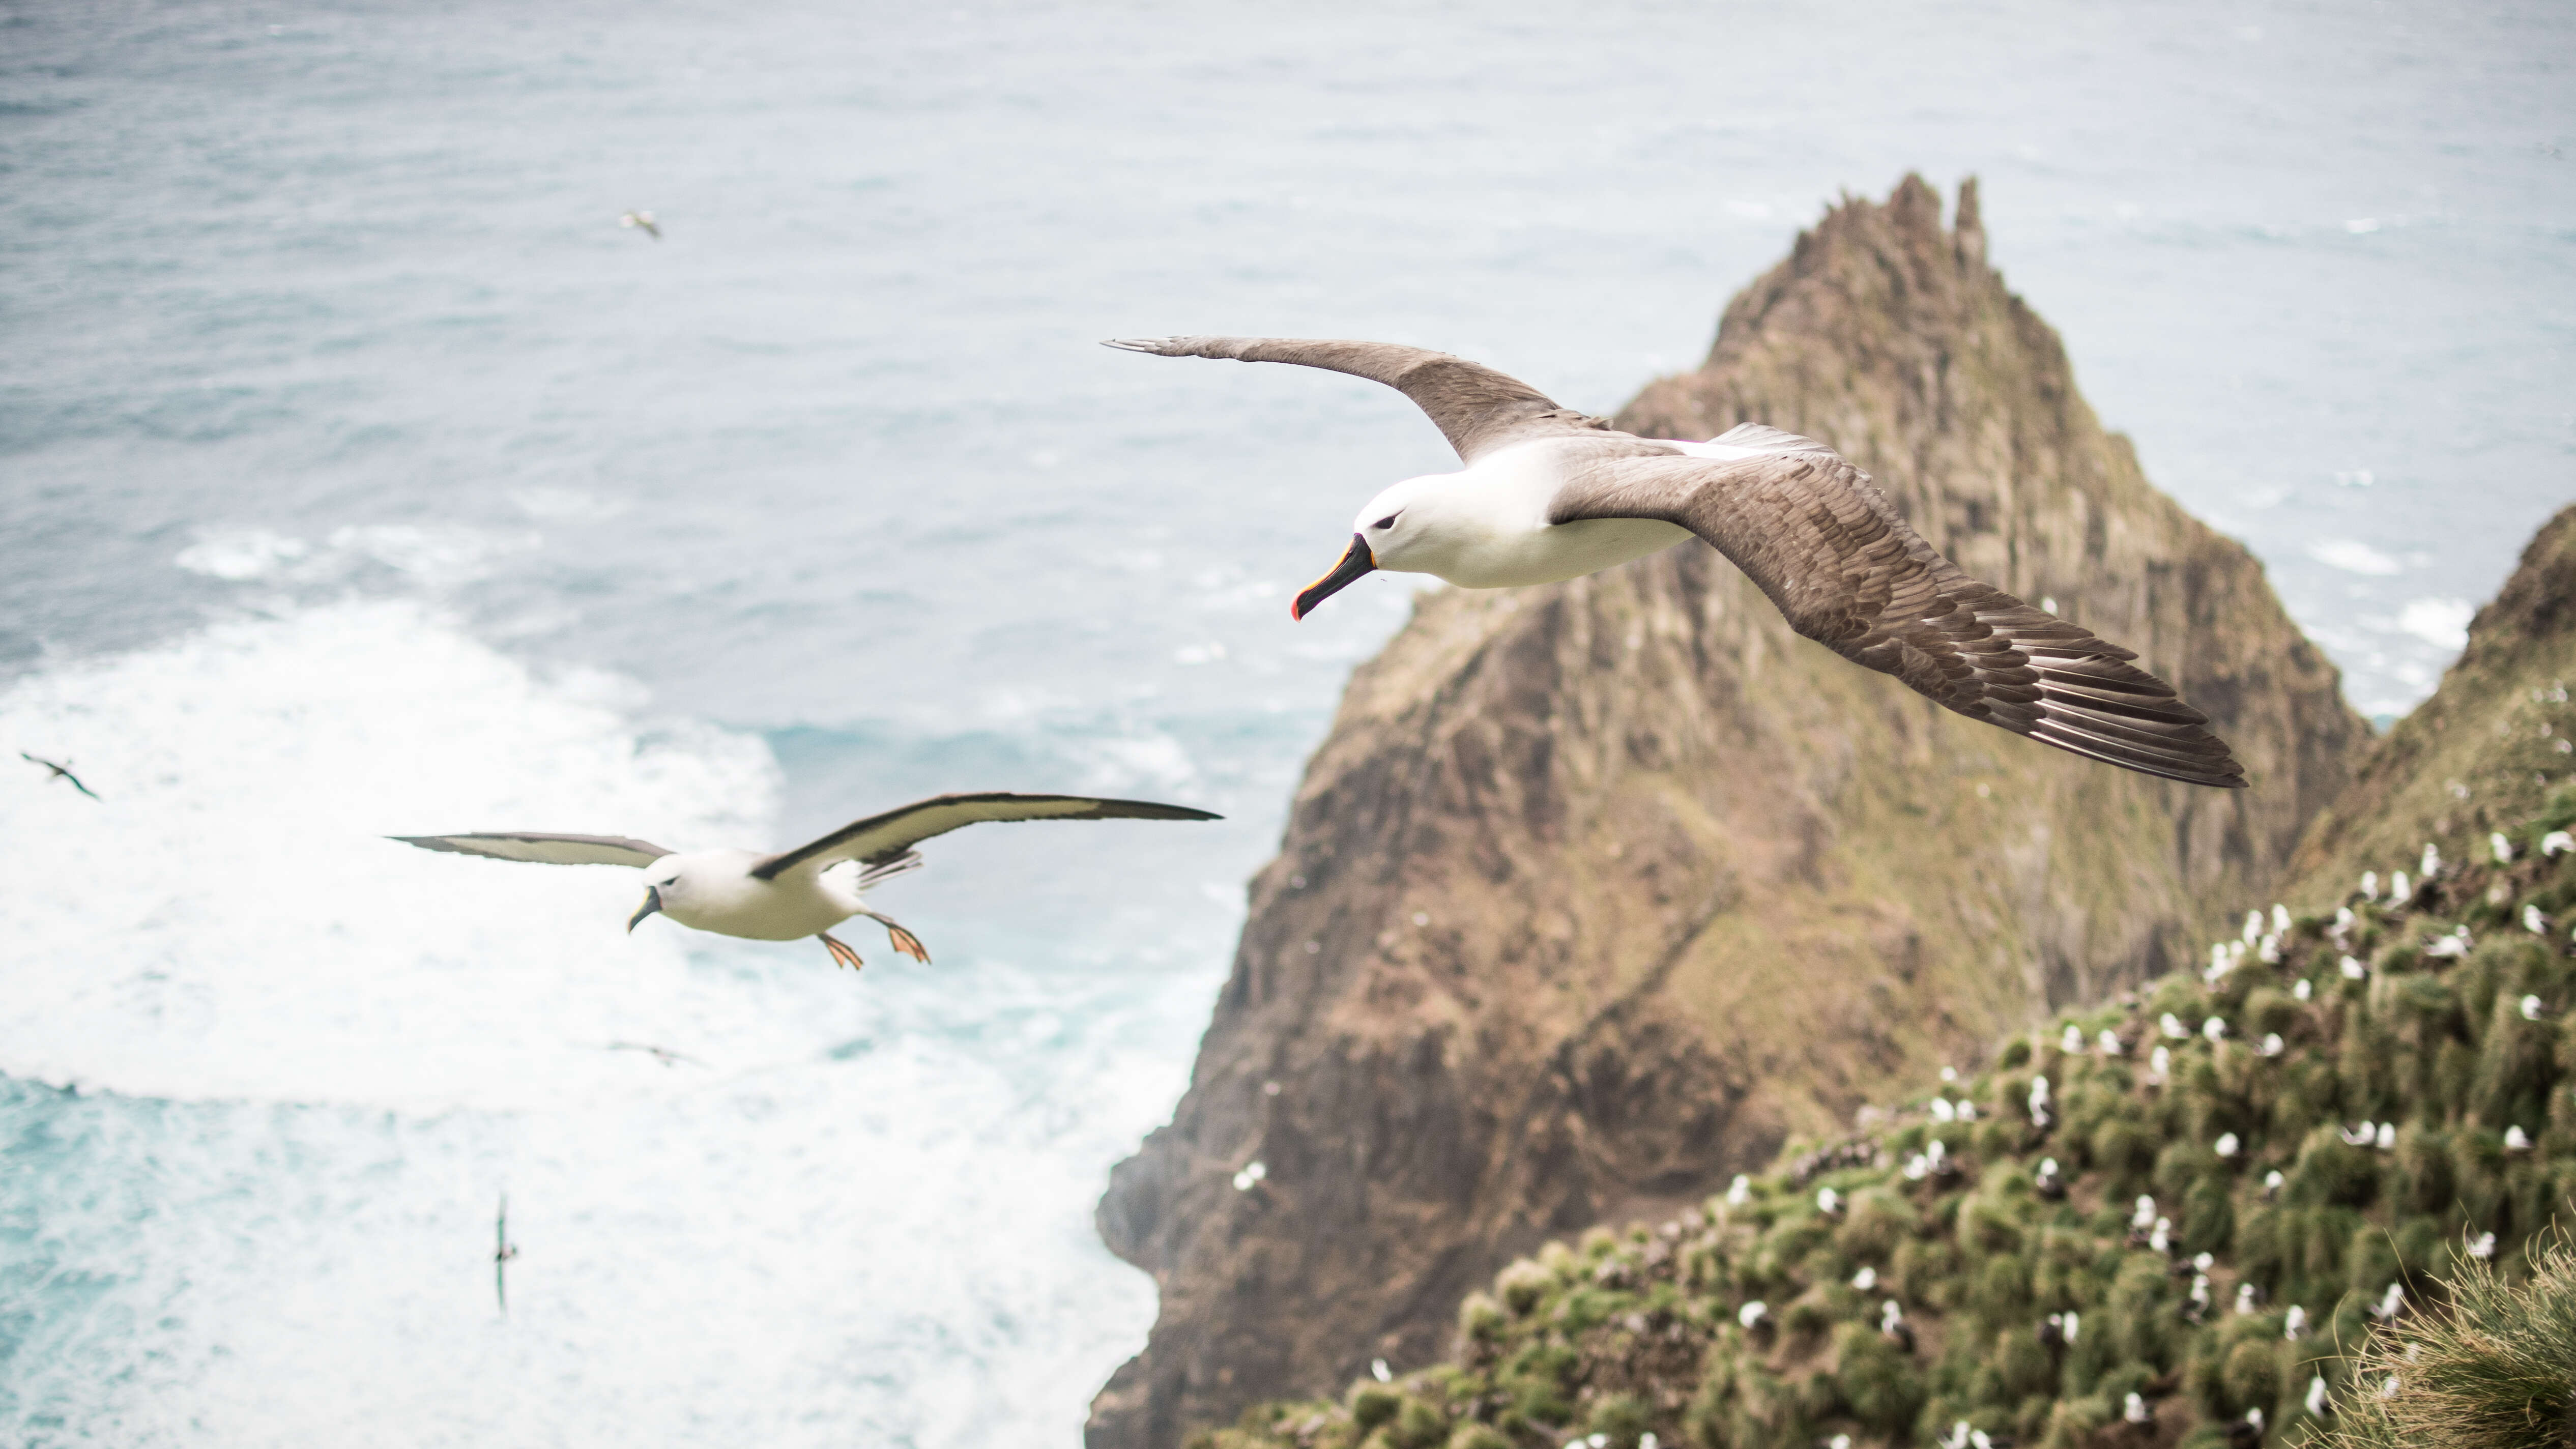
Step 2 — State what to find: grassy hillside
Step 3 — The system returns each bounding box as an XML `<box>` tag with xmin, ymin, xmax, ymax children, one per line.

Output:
<box><xmin>1194</xmin><ymin>798</ymin><xmax>2576</xmax><ymax>1449</ymax></box>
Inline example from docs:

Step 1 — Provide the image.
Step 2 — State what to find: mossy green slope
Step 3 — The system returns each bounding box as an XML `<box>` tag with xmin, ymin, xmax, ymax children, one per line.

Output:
<box><xmin>1194</xmin><ymin>806</ymin><xmax>2576</xmax><ymax>1449</ymax></box>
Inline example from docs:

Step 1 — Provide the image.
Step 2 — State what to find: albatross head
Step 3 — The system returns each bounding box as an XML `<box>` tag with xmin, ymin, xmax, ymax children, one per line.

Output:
<box><xmin>630</xmin><ymin>855</ymin><xmax>710</xmax><ymax>932</ymax></box>
<box><xmin>1293</xmin><ymin>477</ymin><xmax>1464</xmax><ymax>618</ymax></box>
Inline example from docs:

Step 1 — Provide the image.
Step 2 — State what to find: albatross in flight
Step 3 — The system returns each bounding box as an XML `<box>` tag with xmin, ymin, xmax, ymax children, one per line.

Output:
<box><xmin>1107</xmin><ymin>335</ymin><xmax>2244</xmax><ymax>788</ymax></box>
<box><xmin>494</xmin><ymin>1193</ymin><xmax>519</xmax><ymax>1317</ymax></box>
<box><xmin>21</xmin><ymin>752</ymin><xmax>101</xmax><ymax>800</ymax></box>
<box><xmin>393</xmin><ymin>791</ymin><xmax>1220</xmax><ymax>970</ymax></box>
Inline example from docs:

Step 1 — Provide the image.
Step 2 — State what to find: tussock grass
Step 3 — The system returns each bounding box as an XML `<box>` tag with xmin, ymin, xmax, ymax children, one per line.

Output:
<box><xmin>2305</xmin><ymin>1233</ymin><xmax>2576</xmax><ymax>1449</ymax></box>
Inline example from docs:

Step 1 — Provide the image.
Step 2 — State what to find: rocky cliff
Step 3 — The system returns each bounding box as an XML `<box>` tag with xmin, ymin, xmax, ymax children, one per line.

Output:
<box><xmin>1088</xmin><ymin>176</ymin><xmax>2368</xmax><ymax>1449</ymax></box>
<box><xmin>2284</xmin><ymin>504</ymin><xmax>2576</xmax><ymax>903</ymax></box>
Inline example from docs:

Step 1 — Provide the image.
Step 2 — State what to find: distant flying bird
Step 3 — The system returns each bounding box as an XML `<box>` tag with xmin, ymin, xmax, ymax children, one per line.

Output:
<box><xmin>606</xmin><ymin>1041</ymin><xmax>702</xmax><ymax>1067</ymax></box>
<box><xmin>619</xmin><ymin>210</ymin><xmax>660</xmax><ymax>239</ymax></box>
<box><xmin>20</xmin><ymin>752</ymin><xmax>99</xmax><ymax>800</ymax></box>
<box><xmin>1106</xmin><ymin>336</ymin><xmax>2246</xmax><ymax>788</ymax></box>
<box><xmin>495</xmin><ymin>1194</ymin><xmax>519</xmax><ymax>1316</ymax></box>
<box><xmin>392</xmin><ymin>792</ymin><xmax>1219</xmax><ymax>972</ymax></box>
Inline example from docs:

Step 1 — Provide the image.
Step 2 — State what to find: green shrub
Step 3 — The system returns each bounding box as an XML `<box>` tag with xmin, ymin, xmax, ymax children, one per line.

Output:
<box><xmin>1582</xmin><ymin>1393</ymin><xmax>1651</xmax><ymax>1445</ymax></box>
<box><xmin>1457</xmin><ymin>1291</ymin><xmax>1506</xmax><ymax>1343</ymax></box>
<box><xmin>1389</xmin><ymin>1398</ymin><xmax>1445</xmax><ymax>1449</ymax></box>
<box><xmin>1349</xmin><ymin>1384</ymin><xmax>1401</xmax><ymax>1430</ymax></box>
<box><xmin>1496</xmin><ymin>1259</ymin><xmax>1550</xmax><ymax>1315</ymax></box>
<box><xmin>2293</xmin><ymin>1126</ymin><xmax>2380</xmax><ymax>1207</ymax></box>
<box><xmin>2311</xmin><ymin>1233</ymin><xmax>2576</xmax><ymax>1449</ymax></box>
<box><xmin>1836</xmin><ymin>1188</ymin><xmax>1916</xmax><ymax>1261</ymax></box>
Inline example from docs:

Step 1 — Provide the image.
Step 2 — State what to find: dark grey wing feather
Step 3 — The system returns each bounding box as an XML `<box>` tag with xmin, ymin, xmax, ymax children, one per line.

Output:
<box><xmin>1549</xmin><ymin>449</ymin><xmax>2247</xmax><ymax>789</ymax></box>
<box><xmin>389</xmin><ymin>832</ymin><xmax>674</xmax><ymax>866</ymax></box>
<box><xmin>750</xmin><ymin>792</ymin><xmax>1221</xmax><ymax>879</ymax></box>
<box><xmin>1102</xmin><ymin>336</ymin><xmax>1612</xmax><ymax>463</ymax></box>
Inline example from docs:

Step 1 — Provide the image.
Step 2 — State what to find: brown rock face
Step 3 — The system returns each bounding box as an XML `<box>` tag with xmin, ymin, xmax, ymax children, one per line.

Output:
<box><xmin>1087</xmin><ymin>175</ymin><xmax>2366</xmax><ymax>1449</ymax></box>
<box><xmin>2286</xmin><ymin>502</ymin><xmax>2576</xmax><ymax>901</ymax></box>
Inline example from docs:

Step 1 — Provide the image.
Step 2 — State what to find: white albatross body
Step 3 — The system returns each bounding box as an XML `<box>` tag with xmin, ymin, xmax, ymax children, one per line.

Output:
<box><xmin>643</xmin><ymin>847</ymin><xmax>860</xmax><ymax>941</ymax></box>
<box><xmin>392</xmin><ymin>791</ymin><xmax>1221</xmax><ymax>972</ymax></box>
<box><xmin>1346</xmin><ymin>435</ymin><xmax>1781</xmax><ymax>589</ymax></box>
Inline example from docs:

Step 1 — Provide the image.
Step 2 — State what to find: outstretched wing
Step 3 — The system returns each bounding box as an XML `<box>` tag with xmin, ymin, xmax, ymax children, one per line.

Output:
<box><xmin>750</xmin><ymin>792</ymin><xmax>1222</xmax><ymax>879</ymax></box>
<box><xmin>1548</xmin><ymin>431</ymin><xmax>2247</xmax><ymax>789</ymax></box>
<box><xmin>389</xmin><ymin>832</ymin><xmax>674</xmax><ymax>867</ymax></box>
<box><xmin>1103</xmin><ymin>335</ymin><xmax>1612</xmax><ymax>463</ymax></box>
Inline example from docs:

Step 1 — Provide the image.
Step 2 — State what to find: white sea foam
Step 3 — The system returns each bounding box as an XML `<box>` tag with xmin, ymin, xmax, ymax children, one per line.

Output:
<box><xmin>173</xmin><ymin>525</ymin><xmax>538</xmax><ymax>589</ymax></box>
<box><xmin>0</xmin><ymin>602</ymin><xmax>1176</xmax><ymax>1445</ymax></box>
<box><xmin>0</xmin><ymin>598</ymin><xmax>780</xmax><ymax>1108</ymax></box>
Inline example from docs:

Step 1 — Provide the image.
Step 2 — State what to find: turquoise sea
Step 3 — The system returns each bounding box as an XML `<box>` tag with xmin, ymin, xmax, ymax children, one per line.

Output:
<box><xmin>2</xmin><ymin>2</ymin><xmax>2570</xmax><ymax>1442</ymax></box>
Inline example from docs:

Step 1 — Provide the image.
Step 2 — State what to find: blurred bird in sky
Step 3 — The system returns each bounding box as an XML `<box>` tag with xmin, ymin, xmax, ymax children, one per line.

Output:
<box><xmin>619</xmin><ymin>209</ymin><xmax>660</xmax><ymax>239</ymax></box>
<box><xmin>20</xmin><ymin>752</ymin><xmax>99</xmax><ymax>800</ymax></box>
<box><xmin>495</xmin><ymin>1194</ymin><xmax>519</xmax><ymax>1317</ymax></box>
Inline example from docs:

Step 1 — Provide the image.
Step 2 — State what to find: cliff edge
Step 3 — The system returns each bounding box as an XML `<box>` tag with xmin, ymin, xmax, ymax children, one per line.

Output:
<box><xmin>1089</xmin><ymin>176</ymin><xmax>2367</xmax><ymax>1449</ymax></box>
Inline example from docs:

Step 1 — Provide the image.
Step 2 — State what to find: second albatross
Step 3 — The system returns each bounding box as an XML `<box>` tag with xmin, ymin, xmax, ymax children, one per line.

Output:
<box><xmin>1108</xmin><ymin>335</ymin><xmax>2244</xmax><ymax>789</ymax></box>
<box><xmin>393</xmin><ymin>791</ymin><xmax>1221</xmax><ymax>971</ymax></box>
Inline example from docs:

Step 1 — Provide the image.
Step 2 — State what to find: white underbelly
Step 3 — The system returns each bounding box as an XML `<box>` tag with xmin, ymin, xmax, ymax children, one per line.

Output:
<box><xmin>667</xmin><ymin>879</ymin><xmax>855</xmax><ymax>941</ymax></box>
<box><xmin>1440</xmin><ymin>516</ymin><xmax>1694</xmax><ymax>589</ymax></box>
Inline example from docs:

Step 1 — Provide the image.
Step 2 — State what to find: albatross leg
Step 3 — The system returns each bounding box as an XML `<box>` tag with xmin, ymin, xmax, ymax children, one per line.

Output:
<box><xmin>818</xmin><ymin>932</ymin><xmax>865</xmax><ymax>972</ymax></box>
<box><xmin>857</xmin><ymin>909</ymin><xmax>932</xmax><ymax>964</ymax></box>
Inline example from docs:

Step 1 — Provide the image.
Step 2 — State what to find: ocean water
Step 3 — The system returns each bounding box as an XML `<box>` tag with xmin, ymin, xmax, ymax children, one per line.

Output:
<box><xmin>2</xmin><ymin>1</ymin><xmax>2569</xmax><ymax>1443</ymax></box>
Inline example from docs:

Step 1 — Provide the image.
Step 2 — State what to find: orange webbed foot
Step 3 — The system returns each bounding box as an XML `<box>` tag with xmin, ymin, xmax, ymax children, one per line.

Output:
<box><xmin>819</xmin><ymin>932</ymin><xmax>865</xmax><ymax>972</ymax></box>
<box><xmin>860</xmin><ymin>909</ymin><xmax>931</xmax><ymax>964</ymax></box>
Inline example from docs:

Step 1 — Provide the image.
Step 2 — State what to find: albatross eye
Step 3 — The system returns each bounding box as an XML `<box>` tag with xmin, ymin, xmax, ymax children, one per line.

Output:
<box><xmin>1373</xmin><ymin>513</ymin><xmax>1401</xmax><ymax>530</ymax></box>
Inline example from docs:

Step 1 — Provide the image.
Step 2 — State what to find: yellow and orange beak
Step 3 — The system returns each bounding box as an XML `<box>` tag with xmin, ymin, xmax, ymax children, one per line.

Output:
<box><xmin>1291</xmin><ymin>533</ymin><xmax>1376</xmax><ymax>620</ymax></box>
<box><xmin>627</xmin><ymin>886</ymin><xmax>663</xmax><ymax>933</ymax></box>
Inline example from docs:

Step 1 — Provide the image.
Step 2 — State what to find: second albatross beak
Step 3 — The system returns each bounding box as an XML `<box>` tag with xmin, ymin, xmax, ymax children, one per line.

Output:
<box><xmin>627</xmin><ymin>886</ymin><xmax>663</xmax><ymax>933</ymax></box>
<box><xmin>1291</xmin><ymin>533</ymin><xmax>1376</xmax><ymax>620</ymax></box>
